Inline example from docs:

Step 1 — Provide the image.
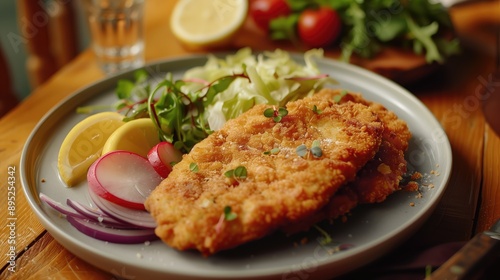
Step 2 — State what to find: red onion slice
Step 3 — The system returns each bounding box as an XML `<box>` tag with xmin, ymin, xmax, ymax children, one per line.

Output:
<box><xmin>66</xmin><ymin>216</ymin><xmax>157</xmax><ymax>244</ymax></box>
<box><xmin>40</xmin><ymin>193</ymin><xmax>158</xmax><ymax>243</ymax></box>
<box><xmin>66</xmin><ymin>198</ymin><xmax>137</xmax><ymax>229</ymax></box>
<box><xmin>40</xmin><ymin>193</ymin><xmax>87</xmax><ymax>220</ymax></box>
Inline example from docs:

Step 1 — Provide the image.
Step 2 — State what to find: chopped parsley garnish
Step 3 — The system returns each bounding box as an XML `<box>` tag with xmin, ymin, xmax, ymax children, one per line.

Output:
<box><xmin>296</xmin><ymin>141</ymin><xmax>323</xmax><ymax>159</ymax></box>
<box><xmin>264</xmin><ymin>147</ymin><xmax>281</xmax><ymax>155</ymax></box>
<box><xmin>310</xmin><ymin>140</ymin><xmax>323</xmax><ymax>158</ymax></box>
<box><xmin>312</xmin><ymin>105</ymin><xmax>322</xmax><ymax>114</ymax></box>
<box><xmin>189</xmin><ymin>163</ymin><xmax>199</xmax><ymax>173</ymax></box>
<box><xmin>296</xmin><ymin>144</ymin><xmax>308</xmax><ymax>158</ymax></box>
<box><xmin>264</xmin><ymin>106</ymin><xmax>288</xmax><ymax>122</ymax></box>
<box><xmin>223</xmin><ymin>206</ymin><xmax>237</xmax><ymax>221</ymax></box>
<box><xmin>224</xmin><ymin>166</ymin><xmax>247</xmax><ymax>180</ymax></box>
<box><xmin>333</xmin><ymin>90</ymin><xmax>348</xmax><ymax>103</ymax></box>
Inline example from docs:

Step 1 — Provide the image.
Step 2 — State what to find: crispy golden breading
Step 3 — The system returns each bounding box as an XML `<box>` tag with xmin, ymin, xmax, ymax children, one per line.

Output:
<box><xmin>283</xmin><ymin>89</ymin><xmax>411</xmax><ymax>233</ymax></box>
<box><xmin>145</xmin><ymin>95</ymin><xmax>384</xmax><ymax>255</ymax></box>
<box><xmin>282</xmin><ymin>186</ymin><xmax>359</xmax><ymax>234</ymax></box>
<box><xmin>314</xmin><ymin>89</ymin><xmax>411</xmax><ymax>204</ymax></box>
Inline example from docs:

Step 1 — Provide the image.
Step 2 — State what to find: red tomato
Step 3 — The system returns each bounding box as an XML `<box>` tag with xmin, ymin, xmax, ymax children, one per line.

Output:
<box><xmin>250</xmin><ymin>0</ymin><xmax>291</xmax><ymax>32</ymax></box>
<box><xmin>297</xmin><ymin>7</ymin><xmax>342</xmax><ymax>48</ymax></box>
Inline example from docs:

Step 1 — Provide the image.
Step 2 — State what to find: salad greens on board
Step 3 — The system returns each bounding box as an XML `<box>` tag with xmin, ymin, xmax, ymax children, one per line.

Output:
<box><xmin>269</xmin><ymin>0</ymin><xmax>460</xmax><ymax>63</ymax></box>
<box><xmin>100</xmin><ymin>48</ymin><xmax>337</xmax><ymax>153</ymax></box>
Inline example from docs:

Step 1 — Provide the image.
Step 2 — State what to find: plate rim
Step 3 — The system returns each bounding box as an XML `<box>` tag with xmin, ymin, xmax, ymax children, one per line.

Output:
<box><xmin>20</xmin><ymin>52</ymin><xmax>453</xmax><ymax>279</ymax></box>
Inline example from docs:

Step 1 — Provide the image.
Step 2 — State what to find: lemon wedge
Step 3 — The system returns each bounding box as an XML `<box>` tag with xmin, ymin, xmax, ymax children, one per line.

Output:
<box><xmin>58</xmin><ymin>112</ymin><xmax>125</xmax><ymax>187</ymax></box>
<box><xmin>170</xmin><ymin>0</ymin><xmax>248</xmax><ymax>49</ymax></box>
<box><xmin>102</xmin><ymin>118</ymin><xmax>160</xmax><ymax>158</ymax></box>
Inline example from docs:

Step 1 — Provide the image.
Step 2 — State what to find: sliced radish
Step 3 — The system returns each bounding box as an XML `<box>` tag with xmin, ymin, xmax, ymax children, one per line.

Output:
<box><xmin>66</xmin><ymin>216</ymin><xmax>157</xmax><ymax>244</ymax></box>
<box><xmin>147</xmin><ymin>142</ymin><xmax>183</xmax><ymax>178</ymax></box>
<box><xmin>88</xmin><ymin>187</ymin><xmax>157</xmax><ymax>229</ymax></box>
<box><xmin>87</xmin><ymin>150</ymin><xmax>163</xmax><ymax>210</ymax></box>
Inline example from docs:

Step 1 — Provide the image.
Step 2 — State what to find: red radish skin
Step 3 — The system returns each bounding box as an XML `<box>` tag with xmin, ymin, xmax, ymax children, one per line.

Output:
<box><xmin>87</xmin><ymin>150</ymin><xmax>163</xmax><ymax>210</ymax></box>
<box><xmin>147</xmin><ymin>142</ymin><xmax>183</xmax><ymax>178</ymax></box>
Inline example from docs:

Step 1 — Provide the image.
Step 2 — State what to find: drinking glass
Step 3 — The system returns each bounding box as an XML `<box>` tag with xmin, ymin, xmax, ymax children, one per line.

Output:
<box><xmin>81</xmin><ymin>0</ymin><xmax>145</xmax><ymax>74</ymax></box>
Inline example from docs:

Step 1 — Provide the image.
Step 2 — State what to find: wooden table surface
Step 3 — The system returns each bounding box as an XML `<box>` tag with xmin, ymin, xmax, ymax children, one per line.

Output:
<box><xmin>1</xmin><ymin>0</ymin><xmax>499</xmax><ymax>279</ymax></box>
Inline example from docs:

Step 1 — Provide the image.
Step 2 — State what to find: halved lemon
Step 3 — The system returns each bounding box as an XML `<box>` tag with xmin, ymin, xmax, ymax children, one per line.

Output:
<box><xmin>170</xmin><ymin>0</ymin><xmax>248</xmax><ymax>49</ymax></box>
<box><xmin>58</xmin><ymin>112</ymin><xmax>125</xmax><ymax>187</ymax></box>
<box><xmin>102</xmin><ymin>118</ymin><xmax>161</xmax><ymax>158</ymax></box>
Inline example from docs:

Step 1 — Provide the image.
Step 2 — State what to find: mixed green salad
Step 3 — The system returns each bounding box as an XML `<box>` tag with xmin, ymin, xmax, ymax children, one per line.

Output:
<box><xmin>259</xmin><ymin>0</ymin><xmax>460</xmax><ymax>63</ymax></box>
<box><xmin>104</xmin><ymin>48</ymin><xmax>337</xmax><ymax>153</ymax></box>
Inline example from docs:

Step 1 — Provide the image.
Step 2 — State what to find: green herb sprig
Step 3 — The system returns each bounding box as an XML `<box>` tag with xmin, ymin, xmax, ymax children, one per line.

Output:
<box><xmin>189</xmin><ymin>163</ymin><xmax>199</xmax><ymax>173</ymax></box>
<box><xmin>224</xmin><ymin>166</ymin><xmax>248</xmax><ymax>180</ymax></box>
<box><xmin>312</xmin><ymin>105</ymin><xmax>322</xmax><ymax>114</ymax></box>
<box><xmin>296</xmin><ymin>140</ymin><xmax>323</xmax><ymax>159</ymax></box>
<box><xmin>223</xmin><ymin>206</ymin><xmax>238</xmax><ymax>221</ymax></box>
<box><xmin>264</xmin><ymin>148</ymin><xmax>281</xmax><ymax>155</ymax></box>
<box><xmin>264</xmin><ymin>106</ymin><xmax>288</xmax><ymax>122</ymax></box>
<box><xmin>333</xmin><ymin>90</ymin><xmax>348</xmax><ymax>103</ymax></box>
<box><xmin>313</xmin><ymin>224</ymin><xmax>333</xmax><ymax>246</ymax></box>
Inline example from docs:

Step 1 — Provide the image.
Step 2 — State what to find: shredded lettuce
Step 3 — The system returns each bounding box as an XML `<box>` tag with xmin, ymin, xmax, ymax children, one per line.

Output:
<box><xmin>183</xmin><ymin>48</ymin><xmax>337</xmax><ymax>130</ymax></box>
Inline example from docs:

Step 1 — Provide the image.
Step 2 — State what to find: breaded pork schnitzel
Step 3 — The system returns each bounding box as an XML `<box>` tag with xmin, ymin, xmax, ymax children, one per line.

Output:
<box><xmin>283</xmin><ymin>89</ymin><xmax>411</xmax><ymax>233</ymax></box>
<box><xmin>317</xmin><ymin>89</ymin><xmax>411</xmax><ymax>204</ymax></box>
<box><xmin>145</xmin><ymin>94</ymin><xmax>384</xmax><ymax>255</ymax></box>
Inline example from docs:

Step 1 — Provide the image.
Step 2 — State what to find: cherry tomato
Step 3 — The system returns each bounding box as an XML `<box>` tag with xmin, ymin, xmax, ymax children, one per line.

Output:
<box><xmin>250</xmin><ymin>0</ymin><xmax>291</xmax><ymax>32</ymax></box>
<box><xmin>297</xmin><ymin>7</ymin><xmax>342</xmax><ymax>48</ymax></box>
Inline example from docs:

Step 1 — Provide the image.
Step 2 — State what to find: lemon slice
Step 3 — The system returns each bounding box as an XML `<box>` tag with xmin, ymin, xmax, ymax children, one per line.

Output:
<box><xmin>170</xmin><ymin>0</ymin><xmax>248</xmax><ymax>49</ymax></box>
<box><xmin>58</xmin><ymin>112</ymin><xmax>125</xmax><ymax>187</ymax></box>
<box><xmin>102</xmin><ymin>118</ymin><xmax>160</xmax><ymax>158</ymax></box>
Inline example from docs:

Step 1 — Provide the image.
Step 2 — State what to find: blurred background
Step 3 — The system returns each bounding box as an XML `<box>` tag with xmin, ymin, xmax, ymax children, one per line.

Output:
<box><xmin>1</xmin><ymin>0</ymin><xmax>497</xmax><ymax>102</ymax></box>
<box><xmin>0</xmin><ymin>1</ymin><xmax>89</xmax><ymax>101</ymax></box>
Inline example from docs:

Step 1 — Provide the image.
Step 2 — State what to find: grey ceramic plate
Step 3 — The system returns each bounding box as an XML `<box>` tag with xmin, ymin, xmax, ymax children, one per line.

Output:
<box><xmin>20</xmin><ymin>53</ymin><xmax>452</xmax><ymax>280</ymax></box>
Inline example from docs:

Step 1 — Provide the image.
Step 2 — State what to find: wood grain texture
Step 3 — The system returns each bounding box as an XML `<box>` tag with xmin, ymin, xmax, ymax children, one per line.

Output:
<box><xmin>476</xmin><ymin>125</ymin><xmax>500</xmax><ymax>233</ymax></box>
<box><xmin>0</xmin><ymin>232</ymin><xmax>112</xmax><ymax>280</ymax></box>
